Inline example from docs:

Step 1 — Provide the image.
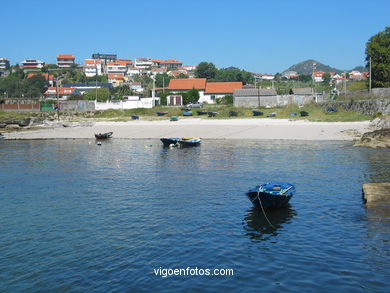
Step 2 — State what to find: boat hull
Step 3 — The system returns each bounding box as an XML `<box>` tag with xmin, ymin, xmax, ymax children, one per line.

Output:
<box><xmin>178</xmin><ymin>138</ymin><xmax>201</xmax><ymax>147</ymax></box>
<box><xmin>246</xmin><ymin>182</ymin><xmax>295</xmax><ymax>210</ymax></box>
<box><xmin>160</xmin><ymin>137</ymin><xmax>180</xmax><ymax>146</ymax></box>
<box><xmin>95</xmin><ymin>132</ymin><xmax>113</xmax><ymax>139</ymax></box>
<box><xmin>246</xmin><ymin>191</ymin><xmax>292</xmax><ymax>210</ymax></box>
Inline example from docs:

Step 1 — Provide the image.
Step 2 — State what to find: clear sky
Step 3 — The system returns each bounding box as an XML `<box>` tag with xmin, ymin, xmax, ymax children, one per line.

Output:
<box><xmin>2</xmin><ymin>0</ymin><xmax>389</xmax><ymax>73</ymax></box>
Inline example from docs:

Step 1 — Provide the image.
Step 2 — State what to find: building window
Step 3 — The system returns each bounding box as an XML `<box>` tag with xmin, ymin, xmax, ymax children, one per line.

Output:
<box><xmin>211</xmin><ymin>95</ymin><xmax>216</xmax><ymax>100</ymax></box>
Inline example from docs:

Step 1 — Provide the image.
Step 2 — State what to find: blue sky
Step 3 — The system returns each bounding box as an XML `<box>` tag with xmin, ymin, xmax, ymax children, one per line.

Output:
<box><xmin>2</xmin><ymin>0</ymin><xmax>389</xmax><ymax>73</ymax></box>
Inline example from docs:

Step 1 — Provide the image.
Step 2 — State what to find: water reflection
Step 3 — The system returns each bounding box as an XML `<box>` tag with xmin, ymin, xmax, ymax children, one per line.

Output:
<box><xmin>243</xmin><ymin>205</ymin><xmax>297</xmax><ymax>241</ymax></box>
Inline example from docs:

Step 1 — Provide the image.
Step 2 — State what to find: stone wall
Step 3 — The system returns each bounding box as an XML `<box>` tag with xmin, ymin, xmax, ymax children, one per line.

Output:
<box><xmin>59</xmin><ymin>100</ymin><xmax>95</xmax><ymax>111</ymax></box>
<box><xmin>320</xmin><ymin>99</ymin><xmax>390</xmax><ymax>115</ymax></box>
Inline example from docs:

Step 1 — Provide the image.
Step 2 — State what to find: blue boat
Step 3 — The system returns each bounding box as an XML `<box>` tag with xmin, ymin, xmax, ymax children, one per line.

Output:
<box><xmin>160</xmin><ymin>137</ymin><xmax>180</xmax><ymax>147</ymax></box>
<box><xmin>246</xmin><ymin>182</ymin><xmax>295</xmax><ymax>210</ymax></box>
<box><xmin>178</xmin><ymin>137</ymin><xmax>201</xmax><ymax>147</ymax></box>
<box><xmin>182</xmin><ymin>111</ymin><xmax>193</xmax><ymax>116</ymax></box>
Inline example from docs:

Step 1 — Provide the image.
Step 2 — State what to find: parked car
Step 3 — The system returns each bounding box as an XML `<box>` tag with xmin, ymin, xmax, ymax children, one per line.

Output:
<box><xmin>186</xmin><ymin>102</ymin><xmax>203</xmax><ymax>108</ymax></box>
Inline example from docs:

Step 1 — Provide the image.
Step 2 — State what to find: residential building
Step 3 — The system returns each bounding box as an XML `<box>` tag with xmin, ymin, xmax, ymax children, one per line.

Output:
<box><xmin>0</xmin><ymin>58</ymin><xmax>10</xmax><ymax>70</ymax></box>
<box><xmin>181</xmin><ymin>65</ymin><xmax>196</xmax><ymax>71</ymax></box>
<box><xmin>44</xmin><ymin>87</ymin><xmax>81</xmax><ymax>100</ymax></box>
<box><xmin>152</xmin><ymin>59</ymin><xmax>164</xmax><ymax>67</ymax></box>
<box><xmin>130</xmin><ymin>82</ymin><xmax>143</xmax><ymax>93</ymax></box>
<box><xmin>160</xmin><ymin>59</ymin><xmax>183</xmax><ymax>70</ymax></box>
<box><xmin>151</xmin><ymin>67</ymin><xmax>167</xmax><ymax>76</ymax></box>
<box><xmin>27</xmin><ymin>73</ymin><xmax>54</xmax><ymax>86</ymax></box>
<box><xmin>127</xmin><ymin>67</ymin><xmax>141</xmax><ymax>77</ymax></box>
<box><xmin>20</xmin><ymin>59</ymin><xmax>45</xmax><ymax>70</ymax></box>
<box><xmin>106</xmin><ymin>61</ymin><xmax>129</xmax><ymax>75</ymax></box>
<box><xmin>108</xmin><ymin>73</ymin><xmax>126</xmax><ymax>86</ymax></box>
<box><xmin>83</xmin><ymin>59</ymin><xmax>103</xmax><ymax>77</ymax></box>
<box><xmin>92</xmin><ymin>53</ymin><xmax>117</xmax><ymax>63</ymax></box>
<box><xmin>349</xmin><ymin>70</ymin><xmax>368</xmax><ymax>80</ymax></box>
<box><xmin>203</xmin><ymin>82</ymin><xmax>243</xmax><ymax>103</ymax></box>
<box><xmin>168</xmin><ymin>69</ymin><xmax>189</xmax><ymax>77</ymax></box>
<box><xmin>282</xmin><ymin>71</ymin><xmax>298</xmax><ymax>79</ymax></box>
<box><xmin>168</xmin><ymin>78</ymin><xmax>207</xmax><ymax>101</ymax></box>
<box><xmin>57</xmin><ymin>54</ymin><xmax>75</xmax><ymax>68</ymax></box>
<box><xmin>116</xmin><ymin>58</ymin><xmax>133</xmax><ymax>66</ymax></box>
<box><xmin>135</xmin><ymin>58</ymin><xmax>153</xmax><ymax>69</ymax></box>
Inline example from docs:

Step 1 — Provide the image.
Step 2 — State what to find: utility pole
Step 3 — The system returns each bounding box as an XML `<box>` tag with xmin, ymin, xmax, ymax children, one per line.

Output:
<box><xmin>369</xmin><ymin>56</ymin><xmax>372</xmax><ymax>96</ymax></box>
<box><xmin>344</xmin><ymin>71</ymin><xmax>347</xmax><ymax>98</ymax></box>
<box><xmin>56</xmin><ymin>75</ymin><xmax>60</xmax><ymax>120</ymax></box>
<box><xmin>312</xmin><ymin>62</ymin><xmax>316</xmax><ymax>94</ymax></box>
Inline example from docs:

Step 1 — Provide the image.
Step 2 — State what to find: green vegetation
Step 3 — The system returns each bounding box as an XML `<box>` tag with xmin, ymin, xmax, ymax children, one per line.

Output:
<box><xmin>195</xmin><ymin>62</ymin><xmax>254</xmax><ymax>84</ymax></box>
<box><xmin>0</xmin><ymin>70</ymin><xmax>48</xmax><ymax>98</ymax></box>
<box><xmin>88</xmin><ymin>103</ymin><xmax>370</xmax><ymax>122</ymax></box>
<box><xmin>365</xmin><ymin>26</ymin><xmax>390</xmax><ymax>87</ymax></box>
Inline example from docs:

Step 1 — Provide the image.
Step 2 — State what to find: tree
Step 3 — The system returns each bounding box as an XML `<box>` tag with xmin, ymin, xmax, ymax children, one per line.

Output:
<box><xmin>83</xmin><ymin>87</ymin><xmax>111</xmax><ymax>102</ymax></box>
<box><xmin>155</xmin><ymin>73</ymin><xmax>172</xmax><ymax>88</ymax></box>
<box><xmin>194</xmin><ymin>62</ymin><xmax>217</xmax><ymax>79</ymax></box>
<box><xmin>214</xmin><ymin>68</ymin><xmax>253</xmax><ymax>84</ymax></box>
<box><xmin>297</xmin><ymin>74</ymin><xmax>311</xmax><ymax>82</ymax></box>
<box><xmin>365</xmin><ymin>26</ymin><xmax>390</xmax><ymax>87</ymax></box>
<box><xmin>322</xmin><ymin>73</ymin><xmax>331</xmax><ymax>85</ymax></box>
<box><xmin>182</xmin><ymin>87</ymin><xmax>199</xmax><ymax>105</ymax></box>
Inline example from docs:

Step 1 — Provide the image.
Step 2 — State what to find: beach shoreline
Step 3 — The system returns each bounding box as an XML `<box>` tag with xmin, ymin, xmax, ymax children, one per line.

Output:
<box><xmin>3</xmin><ymin>118</ymin><xmax>372</xmax><ymax>141</ymax></box>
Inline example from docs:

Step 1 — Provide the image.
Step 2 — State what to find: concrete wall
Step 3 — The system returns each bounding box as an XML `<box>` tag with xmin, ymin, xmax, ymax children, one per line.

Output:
<box><xmin>372</xmin><ymin>88</ymin><xmax>390</xmax><ymax>98</ymax></box>
<box><xmin>234</xmin><ymin>94</ymin><xmax>322</xmax><ymax>107</ymax></box>
<box><xmin>95</xmin><ymin>98</ymin><xmax>154</xmax><ymax>110</ymax></box>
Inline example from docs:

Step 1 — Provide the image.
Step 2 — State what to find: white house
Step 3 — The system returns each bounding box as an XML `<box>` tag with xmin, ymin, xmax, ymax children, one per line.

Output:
<box><xmin>20</xmin><ymin>59</ymin><xmax>45</xmax><ymax>70</ymax></box>
<box><xmin>203</xmin><ymin>82</ymin><xmax>243</xmax><ymax>104</ymax></box>
<box><xmin>83</xmin><ymin>59</ymin><xmax>103</xmax><ymax>77</ymax></box>
<box><xmin>167</xmin><ymin>78</ymin><xmax>207</xmax><ymax>101</ymax></box>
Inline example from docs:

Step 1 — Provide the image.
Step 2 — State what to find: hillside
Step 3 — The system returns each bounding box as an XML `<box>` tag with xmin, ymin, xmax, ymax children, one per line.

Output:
<box><xmin>283</xmin><ymin>59</ymin><xmax>343</xmax><ymax>75</ymax></box>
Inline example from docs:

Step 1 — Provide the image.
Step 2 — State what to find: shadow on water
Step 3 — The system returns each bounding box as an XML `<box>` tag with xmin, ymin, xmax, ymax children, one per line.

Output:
<box><xmin>242</xmin><ymin>205</ymin><xmax>297</xmax><ymax>242</ymax></box>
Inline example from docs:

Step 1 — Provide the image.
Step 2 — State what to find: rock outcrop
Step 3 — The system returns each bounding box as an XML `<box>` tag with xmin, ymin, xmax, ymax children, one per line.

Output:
<box><xmin>355</xmin><ymin>128</ymin><xmax>390</xmax><ymax>148</ymax></box>
<box><xmin>355</xmin><ymin>116</ymin><xmax>390</xmax><ymax>148</ymax></box>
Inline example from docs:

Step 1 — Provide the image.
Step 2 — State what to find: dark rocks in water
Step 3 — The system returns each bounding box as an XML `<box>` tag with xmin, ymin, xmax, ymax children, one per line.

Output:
<box><xmin>362</xmin><ymin>183</ymin><xmax>390</xmax><ymax>205</ymax></box>
<box><xmin>355</xmin><ymin>128</ymin><xmax>390</xmax><ymax>148</ymax></box>
<box><xmin>0</xmin><ymin>123</ymin><xmax>6</xmax><ymax>128</ymax></box>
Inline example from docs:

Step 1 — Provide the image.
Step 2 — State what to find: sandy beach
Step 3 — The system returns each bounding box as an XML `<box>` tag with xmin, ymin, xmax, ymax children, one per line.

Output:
<box><xmin>4</xmin><ymin>118</ymin><xmax>372</xmax><ymax>140</ymax></box>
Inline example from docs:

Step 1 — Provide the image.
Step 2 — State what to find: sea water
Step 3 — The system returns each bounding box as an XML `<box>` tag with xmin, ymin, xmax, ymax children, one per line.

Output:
<box><xmin>0</xmin><ymin>139</ymin><xmax>389</xmax><ymax>292</ymax></box>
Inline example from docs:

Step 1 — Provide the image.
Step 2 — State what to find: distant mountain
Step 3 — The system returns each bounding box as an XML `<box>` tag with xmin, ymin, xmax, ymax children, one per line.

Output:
<box><xmin>352</xmin><ymin>65</ymin><xmax>367</xmax><ymax>72</ymax></box>
<box><xmin>283</xmin><ymin>59</ymin><xmax>343</xmax><ymax>75</ymax></box>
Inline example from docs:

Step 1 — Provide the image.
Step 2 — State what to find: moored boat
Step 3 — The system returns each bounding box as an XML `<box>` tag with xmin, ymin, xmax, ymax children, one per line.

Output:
<box><xmin>170</xmin><ymin>116</ymin><xmax>179</xmax><ymax>121</ymax></box>
<box><xmin>156</xmin><ymin>111</ymin><xmax>168</xmax><ymax>116</ymax></box>
<box><xmin>95</xmin><ymin>132</ymin><xmax>113</xmax><ymax>139</ymax></box>
<box><xmin>197</xmin><ymin>110</ymin><xmax>208</xmax><ymax>115</ymax></box>
<box><xmin>160</xmin><ymin>137</ymin><xmax>181</xmax><ymax>146</ymax></box>
<box><xmin>182</xmin><ymin>110</ymin><xmax>193</xmax><ymax>116</ymax></box>
<box><xmin>246</xmin><ymin>182</ymin><xmax>295</xmax><ymax>210</ymax></box>
<box><xmin>252</xmin><ymin>110</ymin><xmax>263</xmax><ymax>116</ymax></box>
<box><xmin>178</xmin><ymin>137</ymin><xmax>201</xmax><ymax>147</ymax></box>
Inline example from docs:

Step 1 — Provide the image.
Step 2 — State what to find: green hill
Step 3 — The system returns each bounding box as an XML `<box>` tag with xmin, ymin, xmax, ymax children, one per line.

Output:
<box><xmin>283</xmin><ymin>59</ymin><xmax>343</xmax><ymax>75</ymax></box>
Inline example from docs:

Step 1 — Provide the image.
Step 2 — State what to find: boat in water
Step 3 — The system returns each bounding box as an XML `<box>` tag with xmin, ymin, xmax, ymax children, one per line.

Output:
<box><xmin>178</xmin><ymin>137</ymin><xmax>201</xmax><ymax>147</ymax></box>
<box><xmin>160</xmin><ymin>137</ymin><xmax>181</xmax><ymax>147</ymax></box>
<box><xmin>94</xmin><ymin>132</ymin><xmax>113</xmax><ymax>139</ymax></box>
<box><xmin>246</xmin><ymin>182</ymin><xmax>295</xmax><ymax>210</ymax></box>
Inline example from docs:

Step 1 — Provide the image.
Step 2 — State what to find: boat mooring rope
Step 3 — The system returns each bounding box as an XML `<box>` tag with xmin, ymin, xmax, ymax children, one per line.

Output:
<box><xmin>254</xmin><ymin>188</ymin><xmax>276</xmax><ymax>229</ymax></box>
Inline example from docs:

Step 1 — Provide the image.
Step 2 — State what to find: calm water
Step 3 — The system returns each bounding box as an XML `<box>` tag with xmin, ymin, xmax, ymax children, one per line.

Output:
<box><xmin>0</xmin><ymin>139</ymin><xmax>389</xmax><ymax>292</ymax></box>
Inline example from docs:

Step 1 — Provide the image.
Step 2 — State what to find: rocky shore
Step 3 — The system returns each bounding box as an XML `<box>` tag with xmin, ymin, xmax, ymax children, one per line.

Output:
<box><xmin>354</xmin><ymin>116</ymin><xmax>390</xmax><ymax>148</ymax></box>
